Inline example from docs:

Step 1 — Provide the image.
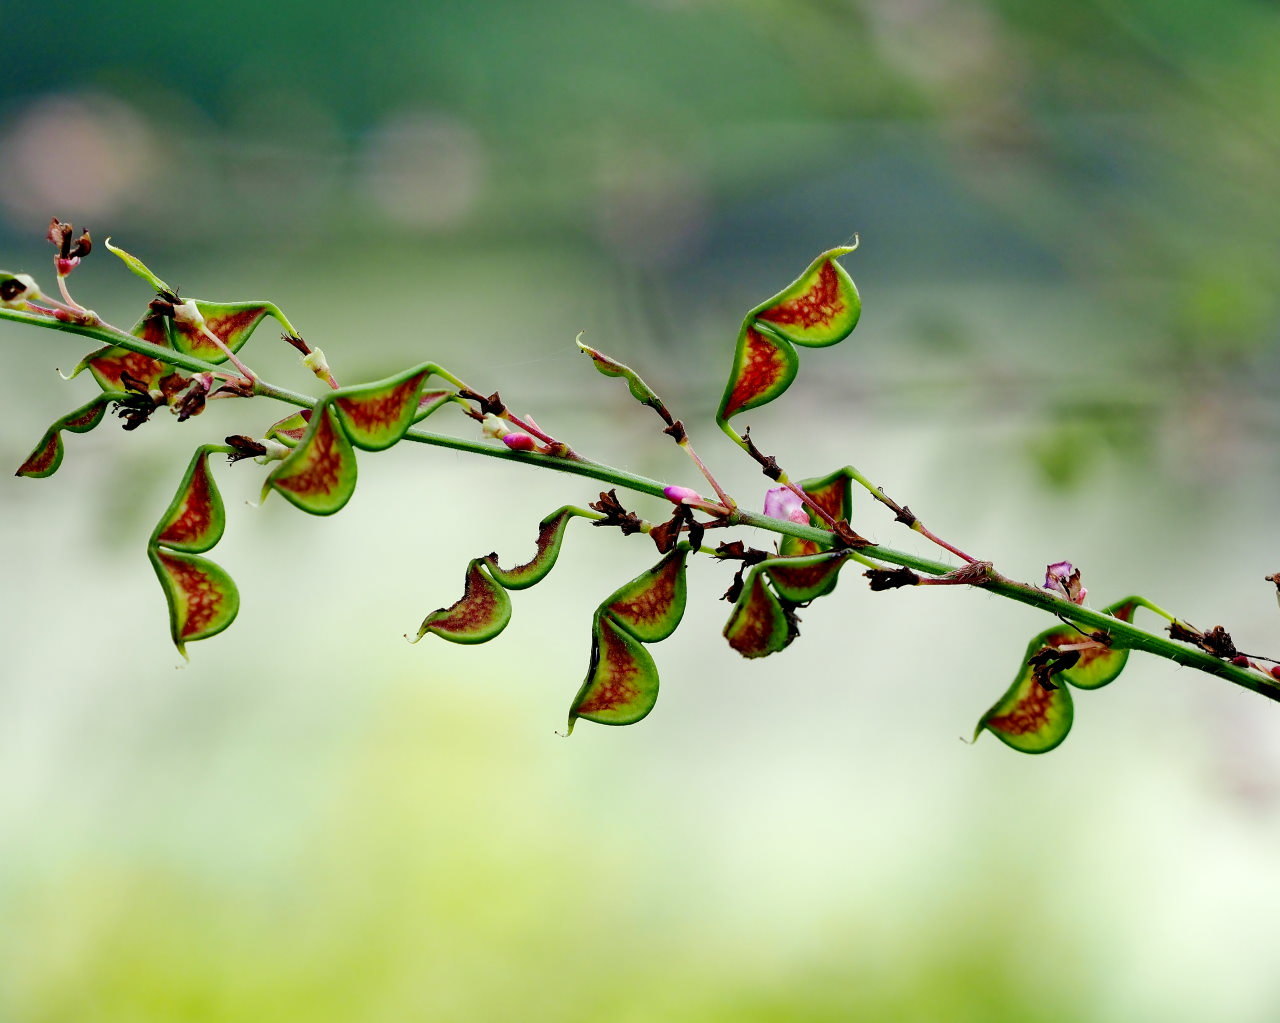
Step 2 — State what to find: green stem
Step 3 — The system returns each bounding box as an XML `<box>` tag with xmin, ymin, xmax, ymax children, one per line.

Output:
<box><xmin>8</xmin><ymin>304</ymin><xmax>1277</xmax><ymax>705</ymax></box>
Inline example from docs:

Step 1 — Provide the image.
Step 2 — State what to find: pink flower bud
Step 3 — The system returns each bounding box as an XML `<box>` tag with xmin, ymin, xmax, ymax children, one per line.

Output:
<box><xmin>663</xmin><ymin>485</ymin><xmax>702</xmax><ymax>504</ymax></box>
<box><xmin>763</xmin><ymin>485</ymin><xmax>808</xmax><ymax>524</ymax></box>
<box><xmin>502</xmin><ymin>432</ymin><xmax>537</xmax><ymax>452</ymax></box>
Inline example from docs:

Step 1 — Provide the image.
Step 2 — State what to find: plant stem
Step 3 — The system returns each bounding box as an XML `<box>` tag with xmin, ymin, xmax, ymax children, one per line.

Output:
<box><xmin>7</xmin><ymin>303</ymin><xmax>1277</xmax><ymax>705</ymax></box>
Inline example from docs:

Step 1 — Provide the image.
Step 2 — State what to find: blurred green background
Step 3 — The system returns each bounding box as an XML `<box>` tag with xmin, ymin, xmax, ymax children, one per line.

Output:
<box><xmin>4</xmin><ymin>1</ymin><xmax>1280</xmax><ymax>1020</ymax></box>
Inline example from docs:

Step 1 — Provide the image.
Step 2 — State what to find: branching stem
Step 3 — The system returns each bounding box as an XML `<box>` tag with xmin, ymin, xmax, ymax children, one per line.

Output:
<box><xmin>5</xmin><ymin>302</ymin><xmax>1277</xmax><ymax>705</ymax></box>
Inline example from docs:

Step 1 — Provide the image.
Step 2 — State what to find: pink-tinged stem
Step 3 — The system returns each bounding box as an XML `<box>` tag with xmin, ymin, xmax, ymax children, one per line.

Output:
<box><xmin>843</xmin><ymin>464</ymin><xmax>977</xmax><ymax>564</ymax></box>
<box><xmin>912</xmin><ymin>523</ymin><xmax>977</xmax><ymax>564</ymax></box>
<box><xmin>199</xmin><ymin>325</ymin><xmax>257</xmax><ymax>383</ymax></box>
<box><xmin>783</xmin><ymin>479</ymin><xmax>840</xmax><ymax>529</ymax></box>
<box><xmin>681</xmin><ymin>441</ymin><xmax>735</xmax><ymax>510</ymax></box>
<box><xmin>55</xmin><ymin>274</ymin><xmax>87</xmax><ymax>314</ymax></box>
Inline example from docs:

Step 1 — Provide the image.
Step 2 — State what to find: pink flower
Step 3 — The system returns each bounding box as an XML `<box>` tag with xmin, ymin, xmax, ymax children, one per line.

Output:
<box><xmin>763</xmin><ymin>485</ymin><xmax>809</xmax><ymax>524</ymax></box>
<box><xmin>1044</xmin><ymin>561</ymin><xmax>1087</xmax><ymax>605</ymax></box>
<box><xmin>663</xmin><ymin>485</ymin><xmax>702</xmax><ymax>504</ymax></box>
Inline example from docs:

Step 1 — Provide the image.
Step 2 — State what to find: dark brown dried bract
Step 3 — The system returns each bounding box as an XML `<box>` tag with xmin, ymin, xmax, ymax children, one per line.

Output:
<box><xmin>741</xmin><ymin>427</ymin><xmax>781</xmax><ymax>480</ymax></box>
<box><xmin>589</xmin><ymin>489</ymin><xmax>643</xmax><ymax>535</ymax></box>
<box><xmin>864</xmin><ymin>566</ymin><xmax>920</xmax><ymax>591</ymax></box>
<box><xmin>1027</xmin><ymin>646</ymin><xmax>1080</xmax><ymax>690</ymax></box>
<box><xmin>832</xmin><ymin>519</ymin><xmax>873</xmax><ymax>550</ymax></box>
<box><xmin>225</xmin><ymin>435</ymin><xmax>268</xmax><ymax>463</ymax></box>
<box><xmin>458</xmin><ymin>387</ymin><xmax>506</xmax><ymax>416</ymax></box>
<box><xmin>1201</xmin><ymin>626</ymin><xmax>1238</xmax><ymax>660</ymax></box>
<box><xmin>113</xmin><ymin>392</ymin><xmax>159</xmax><ymax>430</ymax></box>
<box><xmin>662</xmin><ymin>420</ymin><xmax>687</xmax><ymax>444</ymax></box>
<box><xmin>1168</xmin><ymin>621</ymin><xmax>1202</xmax><ymax>645</ymax></box>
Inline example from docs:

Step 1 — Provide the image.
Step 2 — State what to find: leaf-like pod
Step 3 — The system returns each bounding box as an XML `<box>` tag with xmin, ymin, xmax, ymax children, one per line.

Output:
<box><xmin>263</xmin><ymin>404</ymin><xmax>357</xmax><ymax>515</ymax></box>
<box><xmin>717</xmin><ymin>324</ymin><xmax>800</xmax><ymax>422</ymax></box>
<box><xmin>723</xmin><ymin>567</ymin><xmax>797</xmax><ymax>659</ymax></box>
<box><xmin>105</xmin><ymin>238</ymin><xmax>171</xmax><ymax>292</ymax></box>
<box><xmin>976</xmin><ymin>636</ymin><xmax>1075</xmax><ymax>754</ymax></box>
<box><xmin>482</xmin><ymin>506</ymin><xmax>581</xmax><ymax>590</ymax></box>
<box><xmin>1040</xmin><ymin>598</ymin><xmax>1138</xmax><ymax>691</ymax></box>
<box><xmin>148</xmin><ymin>548</ymin><xmax>240</xmax><ymax>656</ymax></box>
<box><xmin>331</xmin><ymin>363</ymin><xmax>440</xmax><ymax>451</ymax></box>
<box><xmin>413</xmin><ymin>559</ymin><xmax>512</xmax><ymax>644</ymax></box>
<box><xmin>577</xmin><ymin>338</ymin><xmax>669</xmax><ymax>420</ymax></box>
<box><xmin>74</xmin><ymin>311</ymin><xmax>173</xmax><ymax>392</ymax></box>
<box><xmin>265</xmin><ymin>409</ymin><xmax>312</xmax><ymax>448</ymax></box>
<box><xmin>765</xmin><ymin>551</ymin><xmax>849</xmax><ymax>604</ymax></box>
<box><xmin>150</xmin><ymin>446</ymin><xmax>226</xmax><ymax>553</ymax></box>
<box><xmin>603</xmin><ymin>548</ymin><xmax>688</xmax><ymax>643</ymax></box>
<box><xmin>567</xmin><ymin>612</ymin><xmax>660</xmax><ymax>731</ymax></box>
<box><xmin>169</xmin><ymin>301</ymin><xmax>274</xmax><ymax>363</ymax></box>
<box><xmin>717</xmin><ymin>248</ymin><xmax>859</xmax><ymax>423</ymax></box>
<box><xmin>15</xmin><ymin>393</ymin><xmax>118</xmax><ymax>478</ymax></box>
<box><xmin>751</xmin><ymin>246</ymin><xmax>861</xmax><ymax>348</ymax></box>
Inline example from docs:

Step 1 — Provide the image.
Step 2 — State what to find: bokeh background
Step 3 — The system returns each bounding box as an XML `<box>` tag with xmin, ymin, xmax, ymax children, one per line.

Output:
<box><xmin>4</xmin><ymin>1</ymin><xmax>1280</xmax><ymax>1019</ymax></box>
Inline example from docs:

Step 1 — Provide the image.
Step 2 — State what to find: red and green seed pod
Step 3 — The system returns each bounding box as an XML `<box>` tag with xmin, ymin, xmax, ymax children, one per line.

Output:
<box><xmin>262</xmin><ymin>403</ymin><xmax>358</xmax><ymax>515</ymax></box>
<box><xmin>723</xmin><ymin>567</ymin><xmax>796</xmax><ymax>659</ymax></box>
<box><xmin>1038</xmin><ymin>598</ymin><xmax>1138</xmax><ymax>691</ymax></box>
<box><xmin>72</xmin><ymin>310</ymin><xmax>173</xmax><ymax>392</ymax></box>
<box><xmin>567</xmin><ymin>611</ymin><xmax>660</xmax><ymax>732</ymax></box>
<box><xmin>15</xmin><ymin>393</ymin><xmax>119</xmax><ymax>478</ymax></box>
<box><xmin>975</xmin><ymin>636</ymin><xmax>1075</xmax><ymax>754</ymax></box>
<box><xmin>717</xmin><ymin>323</ymin><xmax>800</xmax><ymax>422</ymax></box>
<box><xmin>150</xmin><ymin>446</ymin><xmax>226</xmax><ymax>553</ymax></box>
<box><xmin>331</xmin><ymin>363</ymin><xmax>445</xmax><ymax>451</ymax></box>
<box><xmin>148</xmin><ymin>548</ymin><xmax>240</xmax><ymax>657</ymax></box>
<box><xmin>602</xmin><ymin>548</ymin><xmax>689</xmax><ymax>644</ymax></box>
<box><xmin>482</xmin><ymin>506</ymin><xmax>582</xmax><ymax>590</ymax></box>
<box><xmin>412</xmin><ymin>559</ymin><xmax>512</xmax><ymax>644</ymax></box>
<box><xmin>717</xmin><ymin>248</ymin><xmax>861</xmax><ymax>423</ymax></box>
<box><xmin>750</xmin><ymin>246</ymin><xmax>861</xmax><ymax>348</ymax></box>
<box><xmin>167</xmin><ymin>300</ymin><xmax>275</xmax><ymax>363</ymax></box>
<box><xmin>765</xmin><ymin>551</ymin><xmax>849</xmax><ymax>604</ymax></box>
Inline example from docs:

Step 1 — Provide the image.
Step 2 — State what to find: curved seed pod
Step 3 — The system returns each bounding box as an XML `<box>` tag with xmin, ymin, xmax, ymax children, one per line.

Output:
<box><xmin>723</xmin><ymin>567</ymin><xmax>797</xmax><ymax>659</ymax></box>
<box><xmin>265</xmin><ymin>409</ymin><xmax>312</xmax><ymax>448</ymax></box>
<box><xmin>331</xmin><ymin>364</ymin><xmax>439</xmax><ymax>451</ymax></box>
<box><xmin>567</xmin><ymin>612</ymin><xmax>660</xmax><ymax>731</ymax></box>
<box><xmin>150</xmin><ymin>446</ymin><xmax>226</xmax><ymax>553</ymax></box>
<box><xmin>577</xmin><ymin>338</ymin><xmax>670</xmax><ymax>420</ymax></box>
<box><xmin>263</xmin><ymin>403</ymin><xmax>357</xmax><ymax>515</ymax></box>
<box><xmin>169</xmin><ymin>301</ymin><xmax>275</xmax><ymax>362</ymax></box>
<box><xmin>603</xmin><ymin>548</ymin><xmax>688</xmax><ymax>644</ymax></box>
<box><xmin>412</xmin><ymin>559</ymin><xmax>512</xmax><ymax>644</ymax></box>
<box><xmin>148</xmin><ymin>548</ymin><xmax>240</xmax><ymax>657</ymax></box>
<box><xmin>1042</xmin><ymin>597</ymin><xmax>1138</xmax><ymax>691</ymax></box>
<box><xmin>751</xmin><ymin>246</ymin><xmax>861</xmax><ymax>348</ymax></box>
<box><xmin>105</xmin><ymin>238</ymin><xmax>171</xmax><ymax>292</ymax></box>
<box><xmin>765</xmin><ymin>551</ymin><xmax>849</xmax><ymax>604</ymax></box>
<box><xmin>15</xmin><ymin>393</ymin><xmax>120</xmax><ymax>478</ymax></box>
<box><xmin>717</xmin><ymin>249</ymin><xmax>859</xmax><ymax>424</ymax></box>
<box><xmin>73</xmin><ymin>310</ymin><xmax>173</xmax><ymax>392</ymax></box>
<box><xmin>976</xmin><ymin>636</ymin><xmax>1075</xmax><ymax>754</ymax></box>
<box><xmin>717</xmin><ymin>323</ymin><xmax>799</xmax><ymax>422</ymax></box>
<box><xmin>482</xmin><ymin>506</ymin><xmax>584</xmax><ymax>590</ymax></box>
